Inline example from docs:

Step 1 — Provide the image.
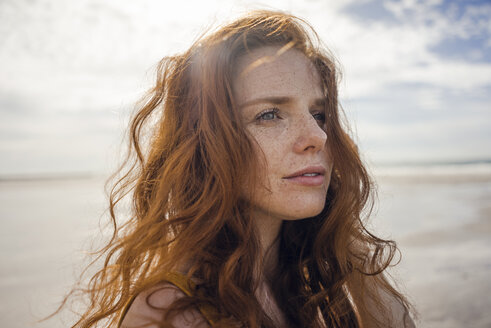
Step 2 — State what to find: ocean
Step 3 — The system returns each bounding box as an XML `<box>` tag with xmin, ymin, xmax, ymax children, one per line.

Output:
<box><xmin>1</xmin><ymin>162</ymin><xmax>490</xmax><ymax>327</ymax></box>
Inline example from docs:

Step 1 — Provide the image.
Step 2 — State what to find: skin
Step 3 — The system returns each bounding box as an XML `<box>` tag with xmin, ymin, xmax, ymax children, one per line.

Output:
<box><xmin>234</xmin><ymin>46</ymin><xmax>333</xmax><ymax>326</ymax></box>
<box><xmin>121</xmin><ymin>46</ymin><xmax>333</xmax><ymax>328</ymax></box>
<box><xmin>234</xmin><ymin>46</ymin><xmax>333</xmax><ymax>259</ymax></box>
<box><xmin>120</xmin><ymin>285</ymin><xmax>209</xmax><ymax>328</ymax></box>
<box><xmin>233</xmin><ymin>48</ymin><xmax>416</xmax><ymax>328</ymax></box>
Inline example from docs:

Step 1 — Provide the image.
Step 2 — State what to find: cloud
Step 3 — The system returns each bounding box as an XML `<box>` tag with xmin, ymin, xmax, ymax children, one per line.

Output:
<box><xmin>0</xmin><ymin>0</ymin><xmax>490</xmax><ymax>174</ymax></box>
<box><xmin>308</xmin><ymin>0</ymin><xmax>491</xmax><ymax>162</ymax></box>
<box><xmin>0</xmin><ymin>103</ymin><xmax>126</xmax><ymax>175</ymax></box>
<box><xmin>322</xmin><ymin>0</ymin><xmax>491</xmax><ymax>96</ymax></box>
<box><xmin>346</xmin><ymin>81</ymin><xmax>491</xmax><ymax>162</ymax></box>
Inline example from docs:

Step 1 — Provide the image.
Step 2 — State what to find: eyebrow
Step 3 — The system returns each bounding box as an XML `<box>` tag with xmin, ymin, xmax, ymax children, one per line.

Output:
<box><xmin>239</xmin><ymin>96</ymin><xmax>326</xmax><ymax>108</ymax></box>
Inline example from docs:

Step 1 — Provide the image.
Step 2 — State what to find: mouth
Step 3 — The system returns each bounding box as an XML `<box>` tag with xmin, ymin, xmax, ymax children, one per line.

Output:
<box><xmin>283</xmin><ymin>166</ymin><xmax>326</xmax><ymax>179</ymax></box>
<box><xmin>282</xmin><ymin>166</ymin><xmax>327</xmax><ymax>187</ymax></box>
<box><xmin>296</xmin><ymin>173</ymin><xmax>321</xmax><ymax>177</ymax></box>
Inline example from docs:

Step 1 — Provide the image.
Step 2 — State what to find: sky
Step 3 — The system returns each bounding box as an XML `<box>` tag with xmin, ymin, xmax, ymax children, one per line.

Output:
<box><xmin>0</xmin><ymin>0</ymin><xmax>490</xmax><ymax>175</ymax></box>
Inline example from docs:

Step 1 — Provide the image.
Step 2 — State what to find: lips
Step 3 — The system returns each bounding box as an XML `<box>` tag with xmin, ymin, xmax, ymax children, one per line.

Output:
<box><xmin>283</xmin><ymin>165</ymin><xmax>326</xmax><ymax>179</ymax></box>
<box><xmin>282</xmin><ymin>165</ymin><xmax>326</xmax><ymax>187</ymax></box>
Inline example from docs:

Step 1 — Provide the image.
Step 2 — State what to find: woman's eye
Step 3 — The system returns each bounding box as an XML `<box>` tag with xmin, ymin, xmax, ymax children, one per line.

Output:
<box><xmin>312</xmin><ymin>112</ymin><xmax>326</xmax><ymax>123</ymax></box>
<box><xmin>256</xmin><ymin>108</ymin><xmax>279</xmax><ymax>121</ymax></box>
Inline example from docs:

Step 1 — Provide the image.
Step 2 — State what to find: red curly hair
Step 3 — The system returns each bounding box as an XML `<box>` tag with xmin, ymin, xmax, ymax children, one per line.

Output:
<box><xmin>61</xmin><ymin>10</ymin><xmax>413</xmax><ymax>328</ymax></box>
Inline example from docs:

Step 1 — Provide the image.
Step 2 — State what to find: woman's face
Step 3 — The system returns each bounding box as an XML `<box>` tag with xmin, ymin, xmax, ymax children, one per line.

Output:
<box><xmin>234</xmin><ymin>46</ymin><xmax>333</xmax><ymax>222</ymax></box>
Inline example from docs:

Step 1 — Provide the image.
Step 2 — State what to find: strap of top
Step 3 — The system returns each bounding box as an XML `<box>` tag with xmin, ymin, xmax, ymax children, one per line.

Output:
<box><xmin>117</xmin><ymin>272</ymin><xmax>218</xmax><ymax>327</ymax></box>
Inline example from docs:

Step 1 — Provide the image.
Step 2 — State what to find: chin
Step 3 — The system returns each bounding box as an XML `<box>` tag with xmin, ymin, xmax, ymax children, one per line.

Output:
<box><xmin>282</xmin><ymin>199</ymin><xmax>326</xmax><ymax>221</ymax></box>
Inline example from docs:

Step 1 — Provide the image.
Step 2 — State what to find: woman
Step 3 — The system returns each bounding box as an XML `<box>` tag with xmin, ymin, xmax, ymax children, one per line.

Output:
<box><xmin>68</xmin><ymin>10</ymin><xmax>414</xmax><ymax>328</ymax></box>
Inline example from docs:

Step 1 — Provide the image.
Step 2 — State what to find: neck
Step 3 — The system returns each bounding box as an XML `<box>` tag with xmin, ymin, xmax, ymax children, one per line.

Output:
<box><xmin>252</xmin><ymin>209</ymin><xmax>283</xmax><ymax>281</ymax></box>
<box><xmin>252</xmin><ymin>211</ymin><xmax>289</xmax><ymax>326</ymax></box>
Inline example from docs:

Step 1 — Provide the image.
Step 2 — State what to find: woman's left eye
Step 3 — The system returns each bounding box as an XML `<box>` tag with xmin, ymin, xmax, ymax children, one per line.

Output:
<box><xmin>312</xmin><ymin>112</ymin><xmax>326</xmax><ymax>123</ymax></box>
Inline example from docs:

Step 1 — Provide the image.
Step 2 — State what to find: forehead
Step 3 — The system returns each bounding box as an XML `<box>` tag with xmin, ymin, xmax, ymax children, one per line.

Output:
<box><xmin>233</xmin><ymin>46</ymin><xmax>323</xmax><ymax>104</ymax></box>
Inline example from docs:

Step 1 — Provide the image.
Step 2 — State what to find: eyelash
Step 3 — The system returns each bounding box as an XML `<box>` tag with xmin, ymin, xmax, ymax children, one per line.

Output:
<box><xmin>255</xmin><ymin>108</ymin><xmax>326</xmax><ymax>125</ymax></box>
<box><xmin>255</xmin><ymin>108</ymin><xmax>280</xmax><ymax>121</ymax></box>
<box><xmin>312</xmin><ymin>112</ymin><xmax>326</xmax><ymax>124</ymax></box>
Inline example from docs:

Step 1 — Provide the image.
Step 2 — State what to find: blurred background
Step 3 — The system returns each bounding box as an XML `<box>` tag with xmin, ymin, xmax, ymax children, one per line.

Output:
<box><xmin>1</xmin><ymin>0</ymin><xmax>490</xmax><ymax>327</ymax></box>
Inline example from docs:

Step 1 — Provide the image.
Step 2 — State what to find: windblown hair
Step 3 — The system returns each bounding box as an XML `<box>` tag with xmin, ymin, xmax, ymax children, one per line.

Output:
<box><xmin>63</xmin><ymin>10</ymin><xmax>413</xmax><ymax>328</ymax></box>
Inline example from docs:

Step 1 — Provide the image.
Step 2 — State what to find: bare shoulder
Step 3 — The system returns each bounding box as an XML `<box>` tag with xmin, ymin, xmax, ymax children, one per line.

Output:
<box><xmin>120</xmin><ymin>283</ymin><xmax>210</xmax><ymax>328</ymax></box>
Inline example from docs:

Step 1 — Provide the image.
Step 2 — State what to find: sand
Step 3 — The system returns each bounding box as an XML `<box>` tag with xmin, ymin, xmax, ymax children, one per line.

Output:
<box><xmin>375</xmin><ymin>174</ymin><xmax>491</xmax><ymax>328</ymax></box>
<box><xmin>0</xmin><ymin>171</ymin><xmax>490</xmax><ymax>327</ymax></box>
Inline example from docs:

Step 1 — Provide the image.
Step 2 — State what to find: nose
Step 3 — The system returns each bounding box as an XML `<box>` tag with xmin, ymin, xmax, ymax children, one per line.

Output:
<box><xmin>292</xmin><ymin>113</ymin><xmax>328</xmax><ymax>153</ymax></box>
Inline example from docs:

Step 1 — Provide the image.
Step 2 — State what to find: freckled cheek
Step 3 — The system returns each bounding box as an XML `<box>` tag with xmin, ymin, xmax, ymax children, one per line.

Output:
<box><xmin>251</xmin><ymin>130</ymin><xmax>282</xmax><ymax>162</ymax></box>
<box><xmin>275</xmin><ymin>178</ymin><xmax>291</xmax><ymax>194</ymax></box>
<box><xmin>260</xmin><ymin>144</ymin><xmax>292</xmax><ymax>181</ymax></box>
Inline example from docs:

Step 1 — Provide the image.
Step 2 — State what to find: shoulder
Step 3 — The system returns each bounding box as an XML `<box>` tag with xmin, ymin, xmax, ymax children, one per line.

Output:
<box><xmin>119</xmin><ymin>283</ymin><xmax>210</xmax><ymax>328</ymax></box>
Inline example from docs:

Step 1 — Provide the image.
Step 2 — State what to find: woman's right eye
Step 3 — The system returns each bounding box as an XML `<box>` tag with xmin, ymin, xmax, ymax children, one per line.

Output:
<box><xmin>256</xmin><ymin>108</ymin><xmax>280</xmax><ymax>121</ymax></box>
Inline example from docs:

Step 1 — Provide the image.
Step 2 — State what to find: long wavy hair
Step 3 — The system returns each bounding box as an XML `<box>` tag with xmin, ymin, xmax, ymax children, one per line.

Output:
<box><xmin>61</xmin><ymin>10</ymin><xmax>413</xmax><ymax>328</ymax></box>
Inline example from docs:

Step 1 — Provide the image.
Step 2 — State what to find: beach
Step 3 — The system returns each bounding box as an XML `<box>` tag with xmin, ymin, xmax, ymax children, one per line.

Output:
<box><xmin>374</xmin><ymin>166</ymin><xmax>491</xmax><ymax>328</ymax></box>
<box><xmin>1</xmin><ymin>164</ymin><xmax>490</xmax><ymax>327</ymax></box>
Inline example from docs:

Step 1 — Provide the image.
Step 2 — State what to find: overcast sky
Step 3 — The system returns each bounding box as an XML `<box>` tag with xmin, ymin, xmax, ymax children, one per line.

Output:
<box><xmin>1</xmin><ymin>0</ymin><xmax>490</xmax><ymax>175</ymax></box>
